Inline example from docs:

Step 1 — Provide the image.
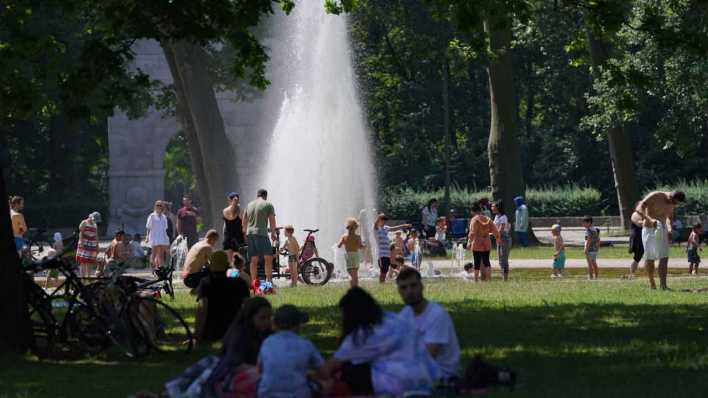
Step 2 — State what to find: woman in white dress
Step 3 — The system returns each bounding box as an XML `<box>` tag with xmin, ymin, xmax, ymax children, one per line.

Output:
<box><xmin>146</xmin><ymin>201</ymin><xmax>170</xmax><ymax>268</ymax></box>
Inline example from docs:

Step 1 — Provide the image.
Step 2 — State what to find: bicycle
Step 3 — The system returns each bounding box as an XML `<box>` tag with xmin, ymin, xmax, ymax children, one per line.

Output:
<box><xmin>242</xmin><ymin>228</ymin><xmax>334</xmax><ymax>285</ymax></box>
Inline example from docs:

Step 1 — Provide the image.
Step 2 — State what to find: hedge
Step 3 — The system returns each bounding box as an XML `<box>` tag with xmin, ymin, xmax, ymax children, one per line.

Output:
<box><xmin>381</xmin><ymin>185</ymin><xmax>604</xmax><ymax>220</ymax></box>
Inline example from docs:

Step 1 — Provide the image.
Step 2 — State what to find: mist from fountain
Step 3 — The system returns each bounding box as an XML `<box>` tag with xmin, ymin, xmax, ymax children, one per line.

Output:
<box><xmin>259</xmin><ymin>1</ymin><xmax>378</xmax><ymax>278</ymax></box>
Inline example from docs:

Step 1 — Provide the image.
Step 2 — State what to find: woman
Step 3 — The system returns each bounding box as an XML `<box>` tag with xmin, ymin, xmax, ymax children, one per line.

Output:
<box><xmin>145</xmin><ymin>201</ymin><xmax>170</xmax><ymax>268</ymax></box>
<box><xmin>76</xmin><ymin>211</ymin><xmax>101</xmax><ymax>277</ymax></box>
<box><xmin>206</xmin><ymin>297</ymin><xmax>273</xmax><ymax>397</ymax></box>
<box><xmin>321</xmin><ymin>287</ymin><xmax>436</xmax><ymax>397</ymax></box>
<box><xmin>374</xmin><ymin>214</ymin><xmax>411</xmax><ymax>283</ymax></box>
<box><xmin>222</xmin><ymin>192</ymin><xmax>245</xmax><ymax>266</ymax></box>
<box><xmin>467</xmin><ymin>202</ymin><xmax>500</xmax><ymax>282</ymax></box>
<box><xmin>492</xmin><ymin>200</ymin><xmax>512</xmax><ymax>281</ymax></box>
<box><xmin>421</xmin><ymin>199</ymin><xmax>439</xmax><ymax>238</ymax></box>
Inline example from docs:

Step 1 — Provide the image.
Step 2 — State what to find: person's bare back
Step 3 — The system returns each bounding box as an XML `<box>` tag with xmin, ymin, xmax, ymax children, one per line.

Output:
<box><xmin>339</xmin><ymin>233</ymin><xmax>363</xmax><ymax>253</ymax></box>
<box><xmin>632</xmin><ymin>191</ymin><xmax>676</xmax><ymax>228</ymax></box>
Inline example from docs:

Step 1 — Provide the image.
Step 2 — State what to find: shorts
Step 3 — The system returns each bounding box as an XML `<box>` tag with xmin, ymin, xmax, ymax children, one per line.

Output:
<box><xmin>553</xmin><ymin>251</ymin><xmax>566</xmax><ymax>270</ymax></box>
<box><xmin>378</xmin><ymin>257</ymin><xmax>391</xmax><ymax>275</ymax></box>
<box><xmin>586</xmin><ymin>251</ymin><xmax>598</xmax><ymax>261</ymax></box>
<box><xmin>288</xmin><ymin>255</ymin><xmax>298</xmax><ymax>263</ymax></box>
<box><xmin>629</xmin><ymin>223</ymin><xmax>644</xmax><ymax>262</ymax></box>
<box><xmin>15</xmin><ymin>237</ymin><xmax>25</xmax><ymax>252</ymax></box>
<box><xmin>223</xmin><ymin>237</ymin><xmax>243</xmax><ymax>251</ymax></box>
<box><xmin>688</xmin><ymin>249</ymin><xmax>701</xmax><ymax>264</ymax></box>
<box><xmin>345</xmin><ymin>252</ymin><xmax>360</xmax><ymax>271</ymax></box>
<box><xmin>642</xmin><ymin>224</ymin><xmax>669</xmax><ymax>261</ymax></box>
<box><xmin>473</xmin><ymin>251</ymin><xmax>491</xmax><ymax>270</ymax></box>
<box><xmin>247</xmin><ymin>235</ymin><xmax>273</xmax><ymax>259</ymax></box>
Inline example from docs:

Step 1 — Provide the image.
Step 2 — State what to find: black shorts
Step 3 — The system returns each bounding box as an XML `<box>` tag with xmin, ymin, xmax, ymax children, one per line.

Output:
<box><xmin>379</xmin><ymin>257</ymin><xmax>391</xmax><ymax>274</ymax></box>
<box><xmin>473</xmin><ymin>251</ymin><xmax>491</xmax><ymax>269</ymax></box>
<box><xmin>629</xmin><ymin>223</ymin><xmax>644</xmax><ymax>263</ymax></box>
<box><xmin>222</xmin><ymin>237</ymin><xmax>243</xmax><ymax>251</ymax></box>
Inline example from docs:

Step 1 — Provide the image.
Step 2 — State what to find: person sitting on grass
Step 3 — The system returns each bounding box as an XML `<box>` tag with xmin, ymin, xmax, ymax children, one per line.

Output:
<box><xmin>582</xmin><ymin>216</ymin><xmax>601</xmax><ymax>280</ymax></box>
<box><xmin>195</xmin><ymin>251</ymin><xmax>251</xmax><ymax>343</ymax></box>
<box><xmin>387</xmin><ymin>255</ymin><xmax>407</xmax><ymax>280</ymax></box>
<box><xmin>104</xmin><ymin>230</ymin><xmax>130</xmax><ymax>274</ymax></box>
<box><xmin>281</xmin><ymin>225</ymin><xmax>300</xmax><ymax>287</ymax></box>
<box><xmin>129</xmin><ymin>233</ymin><xmax>145</xmax><ymax>260</ymax></box>
<box><xmin>258</xmin><ymin>305</ymin><xmax>324</xmax><ymax>398</ymax></box>
<box><xmin>397</xmin><ymin>268</ymin><xmax>460</xmax><ymax>389</ymax></box>
<box><xmin>551</xmin><ymin>224</ymin><xmax>565</xmax><ymax>278</ymax></box>
<box><xmin>687</xmin><ymin>223</ymin><xmax>703</xmax><ymax>275</ymax></box>
<box><xmin>320</xmin><ymin>287</ymin><xmax>436</xmax><ymax>397</ymax></box>
<box><xmin>338</xmin><ymin>217</ymin><xmax>365</xmax><ymax>288</ymax></box>
<box><xmin>205</xmin><ymin>297</ymin><xmax>273</xmax><ymax>397</ymax></box>
<box><xmin>182</xmin><ymin>229</ymin><xmax>219</xmax><ymax>290</ymax></box>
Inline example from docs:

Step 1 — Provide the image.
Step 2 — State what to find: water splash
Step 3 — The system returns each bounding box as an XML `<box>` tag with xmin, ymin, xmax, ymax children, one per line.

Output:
<box><xmin>260</xmin><ymin>1</ymin><xmax>377</xmax><ymax>278</ymax></box>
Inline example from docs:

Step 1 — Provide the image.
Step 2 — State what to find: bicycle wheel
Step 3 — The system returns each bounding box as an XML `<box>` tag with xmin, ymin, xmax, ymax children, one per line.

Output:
<box><xmin>26</xmin><ymin>295</ymin><xmax>57</xmax><ymax>357</ymax></box>
<box><xmin>129</xmin><ymin>296</ymin><xmax>193</xmax><ymax>354</ymax></box>
<box><xmin>300</xmin><ymin>257</ymin><xmax>333</xmax><ymax>285</ymax></box>
<box><xmin>63</xmin><ymin>301</ymin><xmax>111</xmax><ymax>355</ymax></box>
<box><xmin>90</xmin><ymin>284</ymin><xmax>150</xmax><ymax>358</ymax></box>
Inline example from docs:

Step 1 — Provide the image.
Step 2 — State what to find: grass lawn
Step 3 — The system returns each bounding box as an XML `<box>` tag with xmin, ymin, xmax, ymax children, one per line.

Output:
<box><xmin>3</xmin><ymin>269</ymin><xmax>708</xmax><ymax>397</ymax></box>
<box><xmin>444</xmin><ymin>245</ymin><xmax>690</xmax><ymax>260</ymax></box>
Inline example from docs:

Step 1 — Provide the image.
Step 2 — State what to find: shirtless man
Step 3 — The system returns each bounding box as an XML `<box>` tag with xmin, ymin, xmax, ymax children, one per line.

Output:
<box><xmin>631</xmin><ymin>191</ymin><xmax>685</xmax><ymax>289</ymax></box>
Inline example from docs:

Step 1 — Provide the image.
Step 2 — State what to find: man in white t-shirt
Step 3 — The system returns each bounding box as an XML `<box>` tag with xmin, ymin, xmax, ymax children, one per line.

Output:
<box><xmin>396</xmin><ymin>267</ymin><xmax>460</xmax><ymax>380</ymax></box>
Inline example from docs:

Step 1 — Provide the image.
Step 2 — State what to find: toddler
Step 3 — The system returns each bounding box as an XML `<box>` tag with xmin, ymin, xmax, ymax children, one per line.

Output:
<box><xmin>551</xmin><ymin>224</ymin><xmax>565</xmax><ymax>278</ymax></box>
<box><xmin>687</xmin><ymin>223</ymin><xmax>702</xmax><ymax>275</ymax></box>
<box><xmin>393</xmin><ymin>231</ymin><xmax>405</xmax><ymax>259</ymax></box>
<box><xmin>281</xmin><ymin>225</ymin><xmax>300</xmax><ymax>287</ymax></box>
<box><xmin>582</xmin><ymin>216</ymin><xmax>600</xmax><ymax>279</ymax></box>
<box><xmin>337</xmin><ymin>218</ymin><xmax>365</xmax><ymax>287</ymax></box>
<box><xmin>258</xmin><ymin>305</ymin><xmax>324</xmax><ymax>398</ymax></box>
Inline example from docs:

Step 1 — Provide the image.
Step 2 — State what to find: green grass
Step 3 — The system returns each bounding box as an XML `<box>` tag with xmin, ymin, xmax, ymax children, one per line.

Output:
<box><xmin>438</xmin><ymin>245</ymin><xmax>689</xmax><ymax>260</ymax></box>
<box><xmin>3</xmin><ymin>271</ymin><xmax>708</xmax><ymax>397</ymax></box>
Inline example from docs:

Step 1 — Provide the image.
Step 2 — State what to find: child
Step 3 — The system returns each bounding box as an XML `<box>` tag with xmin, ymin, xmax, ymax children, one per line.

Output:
<box><xmin>551</xmin><ymin>224</ymin><xmax>565</xmax><ymax>278</ymax></box>
<box><xmin>387</xmin><ymin>254</ymin><xmax>406</xmax><ymax>280</ymax></box>
<box><xmin>687</xmin><ymin>223</ymin><xmax>703</xmax><ymax>275</ymax></box>
<box><xmin>281</xmin><ymin>225</ymin><xmax>300</xmax><ymax>287</ymax></box>
<box><xmin>393</xmin><ymin>231</ymin><xmax>405</xmax><ymax>259</ymax></box>
<box><xmin>257</xmin><ymin>305</ymin><xmax>324</xmax><ymax>398</ymax></box>
<box><xmin>582</xmin><ymin>216</ymin><xmax>600</xmax><ymax>280</ymax></box>
<box><xmin>337</xmin><ymin>218</ymin><xmax>364</xmax><ymax>287</ymax></box>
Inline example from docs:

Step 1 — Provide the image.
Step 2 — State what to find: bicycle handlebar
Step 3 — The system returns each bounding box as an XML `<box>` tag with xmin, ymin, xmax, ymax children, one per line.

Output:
<box><xmin>303</xmin><ymin>229</ymin><xmax>319</xmax><ymax>233</ymax></box>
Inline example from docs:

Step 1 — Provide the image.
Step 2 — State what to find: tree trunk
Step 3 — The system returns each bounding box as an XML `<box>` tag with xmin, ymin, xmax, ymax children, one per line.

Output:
<box><xmin>484</xmin><ymin>16</ymin><xmax>538</xmax><ymax>243</ymax></box>
<box><xmin>0</xmin><ymin>163</ymin><xmax>31</xmax><ymax>352</ymax></box>
<box><xmin>442</xmin><ymin>58</ymin><xmax>452</xmax><ymax>213</ymax></box>
<box><xmin>586</xmin><ymin>31</ymin><xmax>639</xmax><ymax>229</ymax></box>
<box><xmin>163</xmin><ymin>41</ymin><xmax>238</xmax><ymax>230</ymax></box>
<box><xmin>163</xmin><ymin>44</ymin><xmax>214</xmax><ymax>227</ymax></box>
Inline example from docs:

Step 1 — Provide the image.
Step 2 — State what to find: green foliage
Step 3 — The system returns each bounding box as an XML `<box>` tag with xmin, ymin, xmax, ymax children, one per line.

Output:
<box><xmin>381</xmin><ymin>185</ymin><xmax>603</xmax><ymax>220</ymax></box>
<box><xmin>650</xmin><ymin>180</ymin><xmax>708</xmax><ymax>217</ymax></box>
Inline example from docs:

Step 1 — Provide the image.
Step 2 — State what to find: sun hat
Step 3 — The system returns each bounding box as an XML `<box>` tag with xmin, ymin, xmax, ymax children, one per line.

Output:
<box><xmin>208</xmin><ymin>251</ymin><xmax>230</xmax><ymax>272</ymax></box>
<box><xmin>273</xmin><ymin>305</ymin><xmax>309</xmax><ymax>329</ymax></box>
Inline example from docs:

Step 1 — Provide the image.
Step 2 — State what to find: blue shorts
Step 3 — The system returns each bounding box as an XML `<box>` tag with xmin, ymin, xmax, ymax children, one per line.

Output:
<box><xmin>15</xmin><ymin>237</ymin><xmax>26</xmax><ymax>252</ymax></box>
<box><xmin>586</xmin><ymin>251</ymin><xmax>598</xmax><ymax>261</ymax></box>
<box><xmin>553</xmin><ymin>251</ymin><xmax>566</xmax><ymax>270</ymax></box>
<box><xmin>247</xmin><ymin>235</ymin><xmax>273</xmax><ymax>259</ymax></box>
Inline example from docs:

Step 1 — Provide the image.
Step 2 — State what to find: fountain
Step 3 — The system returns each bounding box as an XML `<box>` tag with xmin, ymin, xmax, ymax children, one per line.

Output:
<box><xmin>258</xmin><ymin>1</ymin><xmax>378</xmax><ymax>278</ymax></box>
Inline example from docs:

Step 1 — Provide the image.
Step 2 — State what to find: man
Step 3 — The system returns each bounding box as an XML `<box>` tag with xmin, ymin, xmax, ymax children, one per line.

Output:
<box><xmin>9</xmin><ymin>196</ymin><xmax>27</xmax><ymax>254</ymax></box>
<box><xmin>397</xmin><ymin>267</ymin><xmax>460</xmax><ymax>383</ymax></box>
<box><xmin>631</xmin><ymin>190</ymin><xmax>686</xmax><ymax>289</ymax></box>
<box><xmin>182</xmin><ymin>229</ymin><xmax>219</xmax><ymax>289</ymax></box>
<box><xmin>177</xmin><ymin>196</ymin><xmax>200</xmax><ymax>249</ymax></box>
<box><xmin>513</xmin><ymin>196</ymin><xmax>529</xmax><ymax>247</ymax></box>
<box><xmin>243</xmin><ymin>189</ymin><xmax>277</xmax><ymax>286</ymax></box>
<box><xmin>104</xmin><ymin>230</ymin><xmax>130</xmax><ymax>273</ymax></box>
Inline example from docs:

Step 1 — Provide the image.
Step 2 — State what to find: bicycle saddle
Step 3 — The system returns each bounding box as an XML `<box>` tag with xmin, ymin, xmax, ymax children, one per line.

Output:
<box><xmin>303</xmin><ymin>229</ymin><xmax>319</xmax><ymax>233</ymax></box>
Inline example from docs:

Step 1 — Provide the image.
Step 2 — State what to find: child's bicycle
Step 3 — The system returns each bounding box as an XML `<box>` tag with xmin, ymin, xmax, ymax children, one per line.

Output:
<box><xmin>243</xmin><ymin>228</ymin><xmax>334</xmax><ymax>286</ymax></box>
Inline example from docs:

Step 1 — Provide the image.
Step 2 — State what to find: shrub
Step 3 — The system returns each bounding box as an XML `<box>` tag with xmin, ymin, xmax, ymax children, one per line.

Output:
<box><xmin>381</xmin><ymin>185</ymin><xmax>603</xmax><ymax>220</ymax></box>
<box><xmin>650</xmin><ymin>180</ymin><xmax>708</xmax><ymax>216</ymax></box>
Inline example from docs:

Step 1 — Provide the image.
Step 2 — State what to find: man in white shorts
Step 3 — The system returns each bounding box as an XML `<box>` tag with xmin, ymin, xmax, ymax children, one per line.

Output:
<box><xmin>631</xmin><ymin>191</ymin><xmax>685</xmax><ymax>289</ymax></box>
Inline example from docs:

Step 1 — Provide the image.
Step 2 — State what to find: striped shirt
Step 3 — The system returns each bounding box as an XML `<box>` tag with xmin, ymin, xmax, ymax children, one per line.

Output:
<box><xmin>376</xmin><ymin>226</ymin><xmax>391</xmax><ymax>258</ymax></box>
